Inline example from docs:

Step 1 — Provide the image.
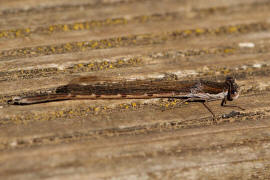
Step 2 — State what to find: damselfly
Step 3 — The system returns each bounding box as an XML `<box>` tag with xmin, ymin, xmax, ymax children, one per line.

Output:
<box><xmin>9</xmin><ymin>76</ymin><xmax>244</xmax><ymax>118</ymax></box>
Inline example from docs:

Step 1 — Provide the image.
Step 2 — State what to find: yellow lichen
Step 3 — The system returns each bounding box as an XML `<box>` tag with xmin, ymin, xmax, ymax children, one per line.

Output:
<box><xmin>64</xmin><ymin>43</ymin><xmax>72</xmax><ymax>50</ymax></box>
<box><xmin>50</xmin><ymin>47</ymin><xmax>56</xmax><ymax>52</ymax></box>
<box><xmin>131</xmin><ymin>102</ymin><xmax>136</xmax><ymax>107</ymax></box>
<box><xmin>195</xmin><ymin>28</ymin><xmax>205</xmax><ymax>34</ymax></box>
<box><xmin>85</xmin><ymin>23</ymin><xmax>90</xmax><ymax>29</ymax></box>
<box><xmin>224</xmin><ymin>48</ymin><xmax>234</xmax><ymax>53</ymax></box>
<box><xmin>91</xmin><ymin>41</ymin><xmax>98</xmax><ymax>48</ymax></box>
<box><xmin>49</xmin><ymin>26</ymin><xmax>54</xmax><ymax>32</ymax></box>
<box><xmin>63</xmin><ymin>24</ymin><xmax>69</xmax><ymax>31</ymax></box>
<box><xmin>228</xmin><ymin>26</ymin><xmax>238</xmax><ymax>33</ymax></box>
<box><xmin>59</xmin><ymin>111</ymin><xmax>64</xmax><ymax>116</ymax></box>
<box><xmin>25</xmin><ymin>28</ymin><xmax>31</xmax><ymax>33</ymax></box>
<box><xmin>77</xmin><ymin>42</ymin><xmax>83</xmax><ymax>47</ymax></box>
<box><xmin>170</xmin><ymin>101</ymin><xmax>176</xmax><ymax>106</ymax></box>
<box><xmin>118</xmin><ymin>60</ymin><xmax>124</xmax><ymax>64</ymax></box>
<box><xmin>15</xmin><ymin>30</ymin><xmax>21</xmax><ymax>37</ymax></box>
<box><xmin>184</xmin><ymin>30</ymin><xmax>192</xmax><ymax>35</ymax></box>
<box><xmin>73</xmin><ymin>24</ymin><xmax>80</xmax><ymax>30</ymax></box>
<box><xmin>77</xmin><ymin>64</ymin><xmax>84</xmax><ymax>68</ymax></box>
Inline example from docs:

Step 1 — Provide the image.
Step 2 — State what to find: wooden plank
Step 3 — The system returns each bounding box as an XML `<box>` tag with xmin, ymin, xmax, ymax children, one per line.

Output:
<box><xmin>1</xmin><ymin>0</ymin><xmax>270</xmax><ymax>179</ymax></box>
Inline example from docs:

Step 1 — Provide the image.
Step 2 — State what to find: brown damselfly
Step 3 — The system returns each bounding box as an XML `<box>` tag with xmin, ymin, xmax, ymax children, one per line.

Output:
<box><xmin>9</xmin><ymin>76</ymin><xmax>244</xmax><ymax>119</ymax></box>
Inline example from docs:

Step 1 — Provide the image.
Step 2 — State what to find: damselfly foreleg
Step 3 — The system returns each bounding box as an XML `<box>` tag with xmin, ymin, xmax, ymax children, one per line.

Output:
<box><xmin>221</xmin><ymin>98</ymin><xmax>245</xmax><ymax>110</ymax></box>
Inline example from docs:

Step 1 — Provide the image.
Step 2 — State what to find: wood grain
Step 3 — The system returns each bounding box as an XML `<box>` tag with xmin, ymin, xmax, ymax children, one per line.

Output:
<box><xmin>1</xmin><ymin>0</ymin><xmax>270</xmax><ymax>179</ymax></box>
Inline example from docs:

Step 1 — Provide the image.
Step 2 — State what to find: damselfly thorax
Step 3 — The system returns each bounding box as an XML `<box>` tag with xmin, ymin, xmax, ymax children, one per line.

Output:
<box><xmin>9</xmin><ymin>76</ymin><xmax>244</xmax><ymax>118</ymax></box>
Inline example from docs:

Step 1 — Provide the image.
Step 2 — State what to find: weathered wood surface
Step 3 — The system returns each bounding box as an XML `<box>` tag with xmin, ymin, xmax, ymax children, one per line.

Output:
<box><xmin>1</xmin><ymin>0</ymin><xmax>270</xmax><ymax>179</ymax></box>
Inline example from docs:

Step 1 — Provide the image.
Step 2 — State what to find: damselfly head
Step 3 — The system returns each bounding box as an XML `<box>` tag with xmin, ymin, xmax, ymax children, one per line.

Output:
<box><xmin>225</xmin><ymin>76</ymin><xmax>240</xmax><ymax>101</ymax></box>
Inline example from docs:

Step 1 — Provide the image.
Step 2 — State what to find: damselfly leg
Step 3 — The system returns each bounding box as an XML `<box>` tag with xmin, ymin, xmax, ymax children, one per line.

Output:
<box><xmin>171</xmin><ymin>97</ymin><xmax>217</xmax><ymax>121</ymax></box>
<box><xmin>201</xmin><ymin>101</ymin><xmax>215</xmax><ymax>118</ymax></box>
<box><xmin>221</xmin><ymin>98</ymin><xmax>245</xmax><ymax>110</ymax></box>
